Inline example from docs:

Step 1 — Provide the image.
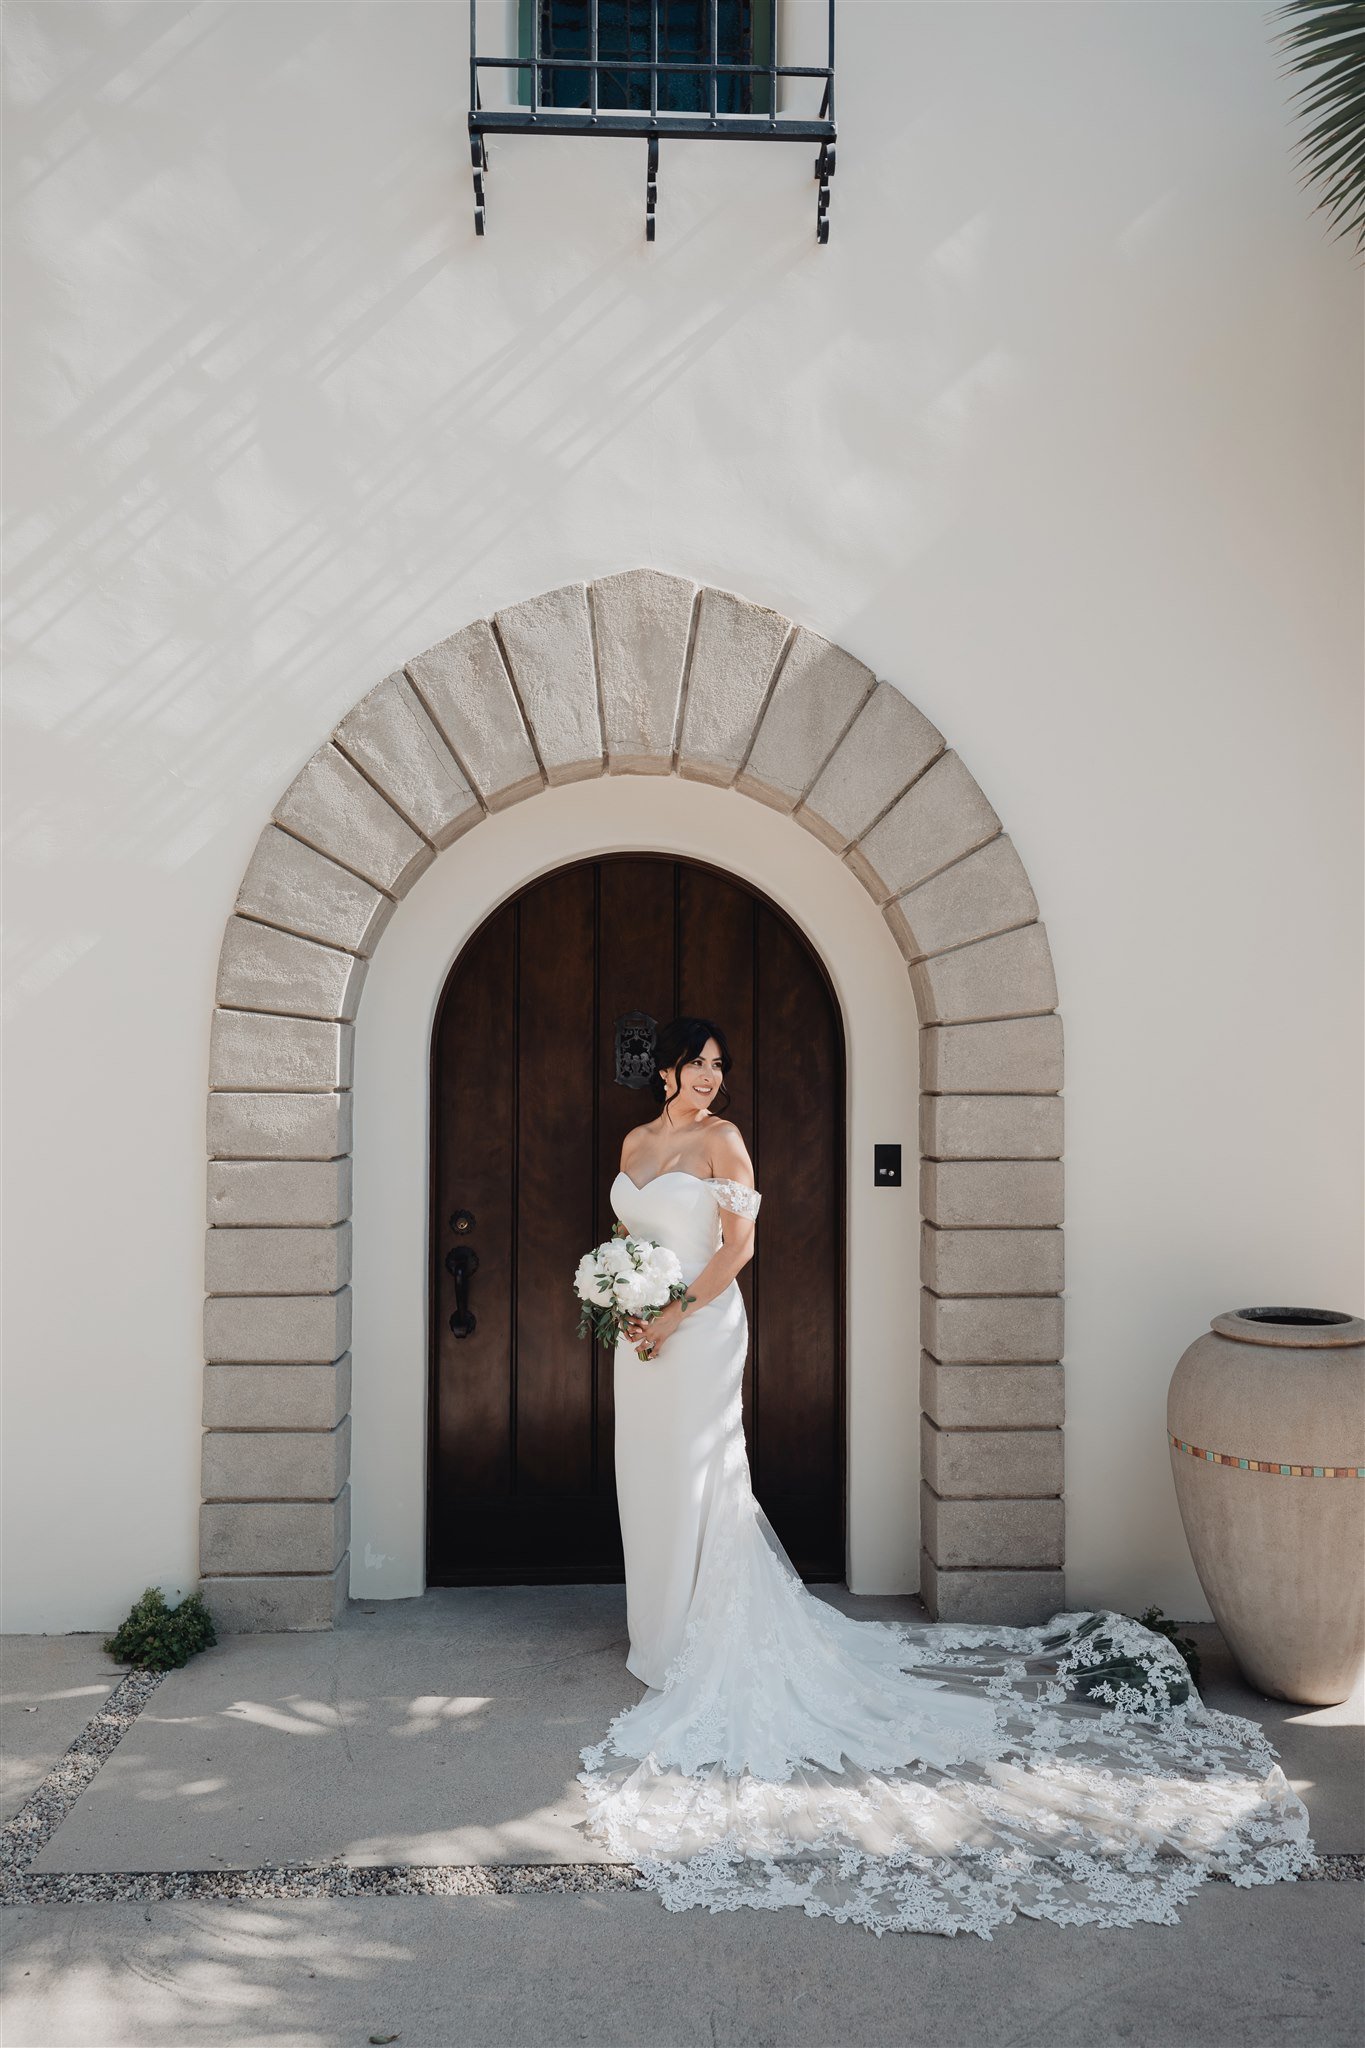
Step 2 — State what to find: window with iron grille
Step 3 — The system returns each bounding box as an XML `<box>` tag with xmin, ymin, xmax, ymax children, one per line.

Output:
<box><xmin>518</xmin><ymin>2</ymin><xmax>775</xmax><ymax>116</ymax></box>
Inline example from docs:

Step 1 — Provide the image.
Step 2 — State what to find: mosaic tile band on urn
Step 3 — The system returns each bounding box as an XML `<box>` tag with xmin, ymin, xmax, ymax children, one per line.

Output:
<box><xmin>1167</xmin><ymin>1306</ymin><xmax>1365</xmax><ymax>1707</ymax></box>
<box><xmin>1167</xmin><ymin>1434</ymin><xmax>1365</xmax><ymax>1479</ymax></box>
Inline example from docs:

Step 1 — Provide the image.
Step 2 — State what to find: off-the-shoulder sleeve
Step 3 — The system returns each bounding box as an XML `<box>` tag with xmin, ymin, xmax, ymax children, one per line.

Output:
<box><xmin>709</xmin><ymin>1178</ymin><xmax>761</xmax><ymax>1219</ymax></box>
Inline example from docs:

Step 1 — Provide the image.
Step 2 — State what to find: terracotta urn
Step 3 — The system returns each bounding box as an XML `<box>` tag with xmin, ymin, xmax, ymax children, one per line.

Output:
<box><xmin>1168</xmin><ymin>1305</ymin><xmax>1365</xmax><ymax>1706</ymax></box>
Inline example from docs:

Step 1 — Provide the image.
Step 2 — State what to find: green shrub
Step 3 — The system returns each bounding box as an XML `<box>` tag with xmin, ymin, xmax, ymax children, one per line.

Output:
<box><xmin>103</xmin><ymin>1585</ymin><xmax>218</xmax><ymax>1672</ymax></box>
<box><xmin>1129</xmin><ymin>1603</ymin><xmax>1202</xmax><ymax>1686</ymax></box>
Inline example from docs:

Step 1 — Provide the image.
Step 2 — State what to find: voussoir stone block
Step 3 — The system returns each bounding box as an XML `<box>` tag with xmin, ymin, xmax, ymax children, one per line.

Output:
<box><xmin>334</xmin><ymin>671</ymin><xmax>482</xmax><ymax>848</ymax></box>
<box><xmin>796</xmin><ymin>681</ymin><xmax>945</xmax><ymax>852</ymax></box>
<box><xmin>202</xmin><ymin>1416</ymin><xmax>352</xmax><ymax>1502</ymax></box>
<box><xmin>207</xmin><ymin>1091</ymin><xmax>352</xmax><ymax>1161</ymax></box>
<box><xmin>920</xmin><ymin>1484</ymin><xmax>1064</xmax><ymax>1570</ymax></box>
<box><xmin>676</xmin><ymin>587</ymin><xmax>791</xmax><ymax>786</ymax></box>
<box><xmin>235</xmin><ymin>825</ymin><xmax>396</xmax><ymax>957</ymax></box>
<box><xmin>405</xmin><ymin>619</ymin><xmax>543</xmax><ymax>810</ymax></box>
<box><xmin>921</xmin><ymin>1222</ymin><xmax>1064</xmax><ymax>1297</ymax></box>
<box><xmin>845</xmin><ymin>751</ymin><xmax>1000</xmax><ymax>904</ymax></box>
<box><xmin>493</xmin><ymin>581</ymin><xmax>603</xmax><ymax>785</ymax></box>
<box><xmin>921</xmin><ymin>1159</ymin><xmax>1064</xmax><ymax>1230</ymax></box>
<box><xmin>592</xmin><ymin>568</ymin><xmax>696</xmax><ymax>773</ymax></box>
<box><xmin>273</xmin><ymin>744</ymin><xmax>434</xmax><ymax>897</ymax></box>
<box><xmin>201</xmin><ymin>1558</ymin><xmax>350</xmax><ymax>1633</ymax></box>
<box><xmin>920</xmin><ymin>1416</ymin><xmax>1063</xmax><ymax>1500</ymax></box>
<box><xmin>920</xmin><ymin>1353</ymin><xmax>1065</xmax><ymax>1431</ymax></box>
<box><xmin>205</xmin><ymin>1223</ymin><xmax>351</xmax><ymax>1297</ymax></box>
<box><xmin>921</xmin><ymin>1015</ymin><xmax>1063</xmax><ymax>1095</ymax></box>
<box><xmin>909</xmin><ymin>923</ymin><xmax>1059</xmax><ymax>1027</ymax></box>
<box><xmin>207</xmin><ymin>1158</ymin><xmax>352</xmax><ymax>1227</ymax></box>
<box><xmin>736</xmin><ymin>627</ymin><xmax>875</xmax><ymax>813</ymax></box>
<box><xmin>200</xmin><ymin>1488</ymin><xmax>350</xmax><ymax>1576</ymax></box>
<box><xmin>885</xmin><ymin>836</ymin><xmax>1038</xmax><ymax>963</ymax></box>
<box><xmin>204</xmin><ymin>1288</ymin><xmax>352</xmax><ymax>1366</ymax></box>
<box><xmin>920</xmin><ymin>1093</ymin><xmax>1063</xmax><ymax>1161</ymax></box>
<box><xmin>920</xmin><ymin>1556</ymin><xmax>1066</xmax><ymax>1627</ymax></box>
<box><xmin>922</xmin><ymin>1290</ymin><xmax>1064</xmax><ymax>1365</ymax></box>
<box><xmin>209</xmin><ymin>1012</ymin><xmax>354</xmax><ymax>1093</ymax></box>
<box><xmin>203</xmin><ymin>1354</ymin><xmax>353</xmax><ymax>1431</ymax></box>
<box><xmin>215</xmin><ymin>917</ymin><xmax>369</xmax><ymax>1023</ymax></box>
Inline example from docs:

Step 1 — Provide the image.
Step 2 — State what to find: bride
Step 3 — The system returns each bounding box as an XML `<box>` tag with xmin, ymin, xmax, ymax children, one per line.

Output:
<box><xmin>576</xmin><ymin>1017</ymin><xmax>1314</xmax><ymax>1937</ymax></box>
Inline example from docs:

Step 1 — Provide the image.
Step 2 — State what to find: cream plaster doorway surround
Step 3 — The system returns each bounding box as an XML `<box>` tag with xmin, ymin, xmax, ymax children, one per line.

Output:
<box><xmin>203</xmin><ymin>571</ymin><xmax>1066</xmax><ymax>1632</ymax></box>
<box><xmin>355</xmin><ymin>780</ymin><xmax>916</xmax><ymax>1605</ymax></box>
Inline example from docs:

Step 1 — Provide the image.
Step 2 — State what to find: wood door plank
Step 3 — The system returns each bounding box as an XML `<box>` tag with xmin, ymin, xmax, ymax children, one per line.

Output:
<box><xmin>431</xmin><ymin>908</ymin><xmax>515</xmax><ymax>1504</ymax></box>
<box><xmin>756</xmin><ymin>904</ymin><xmax>844</xmax><ymax>1573</ymax></box>
<box><xmin>596</xmin><ymin>858</ymin><xmax>677</xmax><ymax>1480</ymax></box>
<box><xmin>515</xmin><ymin>867</ymin><xmax>597</xmax><ymax>1494</ymax></box>
<box><xmin>677</xmin><ymin>866</ymin><xmax>759</xmax><ymax>1449</ymax></box>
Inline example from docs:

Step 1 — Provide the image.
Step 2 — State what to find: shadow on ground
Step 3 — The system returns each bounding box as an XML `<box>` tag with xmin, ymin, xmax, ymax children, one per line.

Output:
<box><xmin>2</xmin><ymin>1586</ymin><xmax>1361</xmax><ymax>2047</ymax></box>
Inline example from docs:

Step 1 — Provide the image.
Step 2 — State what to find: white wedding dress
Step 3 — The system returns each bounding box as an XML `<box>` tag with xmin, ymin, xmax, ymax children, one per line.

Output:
<box><xmin>577</xmin><ymin>1170</ymin><xmax>1314</xmax><ymax>1937</ymax></box>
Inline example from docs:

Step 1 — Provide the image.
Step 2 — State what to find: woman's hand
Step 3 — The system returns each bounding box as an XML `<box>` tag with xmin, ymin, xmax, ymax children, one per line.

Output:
<box><xmin>626</xmin><ymin>1298</ymin><xmax>685</xmax><ymax>1360</ymax></box>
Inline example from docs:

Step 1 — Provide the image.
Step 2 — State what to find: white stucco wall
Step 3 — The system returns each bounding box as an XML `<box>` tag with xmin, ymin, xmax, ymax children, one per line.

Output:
<box><xmin>4</xmin><ymin>1</ymin><xmax>1360</xmax><ymax>1632</ymax></box>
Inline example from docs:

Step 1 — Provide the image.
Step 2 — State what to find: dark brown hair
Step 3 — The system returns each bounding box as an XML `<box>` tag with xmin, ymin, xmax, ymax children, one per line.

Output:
<box><xmin>650</xmin><ymin>1016</ymin><xmax>733</xmax><ymax>1117</ymax></box>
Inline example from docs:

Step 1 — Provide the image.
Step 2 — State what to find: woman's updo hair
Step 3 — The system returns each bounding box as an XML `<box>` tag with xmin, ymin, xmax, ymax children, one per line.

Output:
<box><xmin>651</xmin><ymin>1016</ymin><xmax>733</xmax><ymax>1116</ymax></box>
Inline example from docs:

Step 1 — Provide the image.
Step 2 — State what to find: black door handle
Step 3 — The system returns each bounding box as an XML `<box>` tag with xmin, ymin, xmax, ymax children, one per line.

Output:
<box><xmin>445</xmin><ymin>1246</ymin><xmax>479</xmax><ymax>1339</ymax></box>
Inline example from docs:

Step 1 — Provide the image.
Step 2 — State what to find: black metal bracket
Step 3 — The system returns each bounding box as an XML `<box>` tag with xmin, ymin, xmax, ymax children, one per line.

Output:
<box><xmin>471</xmin><ymin>130</ymin><xmax>488</xmax><ymax>237</ymax></box>
<box><xmin>468</xmin><ymin>2</ymin><xmax>837</xmax><ymax>244</ymax></box>
<box><xmin>815</xmin><ymin>140</ymin><xmax>834</xmax><ymax>245</ymax></box>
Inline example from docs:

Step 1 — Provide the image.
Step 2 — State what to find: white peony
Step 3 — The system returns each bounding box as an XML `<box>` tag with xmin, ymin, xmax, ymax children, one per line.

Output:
<box><xmin>639</xmin><ymin>1244</ymin><xmax>682</xmax><ymax>1291</ymax></box>
<box><xmin>574</xmin><ymin>1253</ymin><xmax>613</xmax><ymax>1307</ymax></box>
<box><xmin>614</xmin><ymin>1271</ymin><xmax>658</xmax><ymax>1313</ymax></box>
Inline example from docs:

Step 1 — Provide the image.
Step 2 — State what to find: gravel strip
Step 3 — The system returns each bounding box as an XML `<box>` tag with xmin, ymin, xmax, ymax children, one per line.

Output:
<box><xmin>0</xmin><ymin>1861</ymin><xmax>642</xmax><ymax>1905</ymax></box>
<box><xmin>0</xmin><ymin>1668</ymin><xmax>166</xmax><ymax>1877</ymax></box>
<box><xmin>1</xmin><ymin>1857</ymin><xmax>1359</xmax><ymax>1909</ymax></box>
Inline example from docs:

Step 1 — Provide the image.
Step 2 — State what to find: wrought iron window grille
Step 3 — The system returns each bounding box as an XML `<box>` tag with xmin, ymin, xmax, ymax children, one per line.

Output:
<box><xmin>469</xmin><ymin>2</ymin><xmax>836</xmax><ymax>242</ymax></box>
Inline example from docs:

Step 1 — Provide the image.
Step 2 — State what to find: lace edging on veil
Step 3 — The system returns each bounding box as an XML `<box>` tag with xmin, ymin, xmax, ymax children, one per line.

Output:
<box><xmin>576</xmin><ymin>1538</ymin><xmax>1315</xmax><ymax>1938</ymax></box>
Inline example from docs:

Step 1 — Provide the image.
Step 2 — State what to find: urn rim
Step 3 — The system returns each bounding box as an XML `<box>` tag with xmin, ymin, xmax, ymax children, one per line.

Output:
<box><xmin>1210</xmin><ymin>1306</ymin><xmax>1365</xmax><ymax>1348</ymax></box>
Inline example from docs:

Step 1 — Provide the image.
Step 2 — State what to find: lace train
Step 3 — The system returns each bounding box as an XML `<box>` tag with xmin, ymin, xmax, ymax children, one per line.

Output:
<box><xmin>577</xmin><ymin>1475</ymin><xmax>1314</xmax><ymax>1938</ymax></box>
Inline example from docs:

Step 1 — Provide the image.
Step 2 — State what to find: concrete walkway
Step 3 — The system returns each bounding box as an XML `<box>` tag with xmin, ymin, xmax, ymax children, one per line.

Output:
<box><xmin>2</xmin><ymin>1587</ymin><xmax>1362</xmax><ymax>2047</ymax></box>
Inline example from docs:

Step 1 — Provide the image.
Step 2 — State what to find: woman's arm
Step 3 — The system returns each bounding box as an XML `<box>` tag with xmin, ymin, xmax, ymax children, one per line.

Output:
<box><xmin>625</xmin><ymin>1126</ymin><xmax>757</xmax><ymax>1356</ymax></box>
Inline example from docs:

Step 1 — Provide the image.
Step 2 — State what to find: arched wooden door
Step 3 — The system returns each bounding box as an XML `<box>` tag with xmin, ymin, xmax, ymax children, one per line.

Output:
<box><xmin>427</xmin><ymin>855</ymin><xmax>845</xmax><ymax>1586</ymax></box>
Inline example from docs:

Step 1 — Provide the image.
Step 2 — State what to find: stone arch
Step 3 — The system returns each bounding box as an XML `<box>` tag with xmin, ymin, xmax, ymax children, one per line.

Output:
<box><xmin>202</xmin><ymin>571</ymin><xmax>1065</xmax><ymax>1632</ymax></box>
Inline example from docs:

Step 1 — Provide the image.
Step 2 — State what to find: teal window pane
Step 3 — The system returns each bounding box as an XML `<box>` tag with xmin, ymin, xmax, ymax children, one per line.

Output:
<box><xmin>519</xmin><ymin>2</ymin><xmax>775</xmax><ymax>116</ymax></box>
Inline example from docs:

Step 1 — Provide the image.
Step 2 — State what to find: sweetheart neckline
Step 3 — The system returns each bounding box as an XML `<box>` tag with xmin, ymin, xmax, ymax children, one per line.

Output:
<box><xmin>613</xmin><ymin>1168</ymin><xmax>712</xmax><ymax>1196</ymax></box>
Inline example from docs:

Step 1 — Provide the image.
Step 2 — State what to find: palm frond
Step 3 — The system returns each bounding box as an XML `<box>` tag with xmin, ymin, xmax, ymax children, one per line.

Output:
<box><xmin>1270</xmin><ymin>0</ymin><xmax>1365</xmax><ymax>253</ymax></box>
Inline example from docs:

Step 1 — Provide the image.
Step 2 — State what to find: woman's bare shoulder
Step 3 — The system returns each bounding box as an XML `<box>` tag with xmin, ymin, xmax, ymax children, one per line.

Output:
<box><xmin>620</xmin><ymin>1118</ymin><xmax>658</xmax><ymax>1165</ymax></box>
<box><xmin>707</xmin><ymin>1119</ymin><xmax>754</xmax><ymax>1180</ymax></box>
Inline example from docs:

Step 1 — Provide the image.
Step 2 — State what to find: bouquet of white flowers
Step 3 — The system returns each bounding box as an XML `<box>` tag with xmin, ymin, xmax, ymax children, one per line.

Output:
<box><xmin>574</xmin><ymin>1229</ymin><xmax>691</xmax><ymax>1353</ymax></box>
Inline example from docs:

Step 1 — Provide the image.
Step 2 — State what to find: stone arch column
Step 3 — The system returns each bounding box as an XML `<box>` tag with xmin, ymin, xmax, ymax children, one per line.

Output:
<box><xmin>202</xmin><ymin>571</ymin><xmax>1065</xmax><ymax>1631</ymax></box>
